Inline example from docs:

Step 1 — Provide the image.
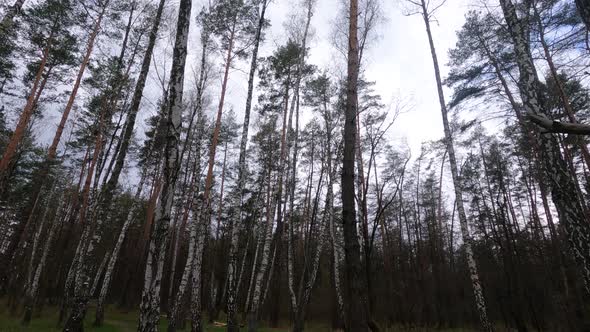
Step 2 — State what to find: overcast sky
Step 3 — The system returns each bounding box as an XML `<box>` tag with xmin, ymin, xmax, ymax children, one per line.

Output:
<box><xmin>217</xmin><ymin>0</ymin><xmax>472</xmax><ymax>152</ymax></box>
<box><xmin>2</xmin><ymin>0</ymin><xmax>478</xmax><ymax>186</ymax></box>
<box><xmin>168</xmin><ymin>0</ymin><xmax>475</xmax><ymax>159</ymax></box>
<box><xmin>127</xmin><ymin>0</ymin><xmax>476</xmax><ymax>186</ymax></box>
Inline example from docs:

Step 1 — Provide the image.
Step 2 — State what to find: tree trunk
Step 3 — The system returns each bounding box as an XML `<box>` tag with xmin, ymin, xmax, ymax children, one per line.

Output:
<box><xmin>93</xmin><ymin>166</ymin><xmax>148</xmax><ymax>326</ymax></box>
<box><xmin>22</xmin><ymin>188</ymin><xmax>65</xmax><ymax>325</ymax></box>
<box><xmin>190</xmin><ymin>213</ymin><xmax>208</xmax><ymax>332</ymax></box>
<box><xmin>0</xmin><ymin>39</ymin><xmax>51</xmax><ymax>186</ymax></box>
<box><xmin>532</xmin><ymin>4</ymin><xmax>590</xmax><ymax>172</ymax></box>
<box><xmin>167</xmin><ymin>31</ymin><xmax>208</xmax><ymax>314</ymax></box>
<box><xmin>225</xmin><ymin>0</ymin><xmax>269</xmax><ymax>318</ymax></box>
<box><xmin>137</xmin><ymin>0</ymin><xmax>192</xmax><ymax>328</ymax></box>
<box><xmin>500</xmin><ymin>0</ymin><xmax>590</xmax><ymax>293</ymax></box>
<box><xmin>342</xmin><ymin>0</ymin><xmax>370</xmax><ymax>330</ymax></box>
<box><xmin>0</xmin><ymin>3</ymin><xmax>108</xmax><ymax>289</ymax></box>
<box><xmin>168</xmin><ymin>194</ymin><xmax>204</xmax><ymax>332</ymax></box>
<box><xmin>96</xmin><ymin>0</ymin><xmax>167</xmax><ymax>224</ymax></box>
<box><xmin>225</xmin><ymin>5</ymin><xmax>269</xmax><ymax>331</ymax></box>
<box><xmin>418</xmin><ymin>0</ymin><xmax>493</xmax><ymax>330</ymax></box>
<box><xmin>248</xmin><ymin>164</ymin><xmax>276</xmax><ymax>332</ymax></box>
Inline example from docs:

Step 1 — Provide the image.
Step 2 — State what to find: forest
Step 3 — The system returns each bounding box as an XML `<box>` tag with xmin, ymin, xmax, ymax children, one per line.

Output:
<box><xmin>0</xmin><ymin>0</ymin><xmax>590</xmax><ymax>331</ymax></box>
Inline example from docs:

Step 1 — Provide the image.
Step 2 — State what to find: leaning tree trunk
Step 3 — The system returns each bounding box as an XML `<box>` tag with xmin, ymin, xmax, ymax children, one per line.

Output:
<box><xmin>225</xmin><ymin>3</ymin><xmax>270</xmax><ymax>330</ymax></box>
<box><xmin>500</xmin><ymin>0</ymin><xmax>590</xmax><ymax>293</ymax></box>
<box><xmin>22</xmin><ymin>188</ymin><xmax>65</xmax><ymax>325</ymax></box>
<box><xmin>93</xmin><ymin>165</ymin><xmax>149</xmax><ymax>326</ymax></box>
<box><xmin>0</xmin><ymin>39</ymin><xmax>51</xmax><ymax>186</ymax></box>
<box><xmin>0</xmin><ymin>5</ymin><xmax>107</xmax><ymax>282</ymax></box>
<box><xmin>137</xmin><ymin>0</ymin><xmax>192</xmax><ymax>328</ymax></box>
<box><xmin>418</xmin><ymin>0</ymin><xmax>493</xmax><ymax>330</ymax></box>
<box><xmin>62</xmin><ymin>84</ymin><xmax>111</xmax><ymax>332</ymax></box>
<box><xmin>93</xmin><ymin>103</ymin><xmax>164</xmax><ymax>328</ymax></box>
<box><xmin>168</xmin><ymin>109</ymin><xmax>204</xmax><ymax>332</ymax></box>
<box><xmin>341</xmin><ymin>0</ymin><xmax>370</xmax><ymax>330</ymax></box>
<box><xmin>93</xmin><ymin>0</ymin><xmax>167</xmax><ymax>244</ymax></box>
<box><xmin>167</xmin><ymin>31</ymin><xmax>208</xmax><ymax>313</ymax></box>
<box><xmin>248</xmin><ymin>165</ymin><xmax>276</xmax><ymax>332</ymax></box>
<box><xmin>168</xmin><ymin>194</ymin><xmax>204</xmax><ymax>332</ymax></box>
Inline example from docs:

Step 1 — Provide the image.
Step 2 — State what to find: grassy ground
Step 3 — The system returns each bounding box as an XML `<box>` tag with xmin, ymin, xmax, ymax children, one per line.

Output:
<box><xmin>0</xmin><ymin>303</ymin><xmax>292</xmax><ymax>332</ymax></box>
<box><xmin>0</xmin><ymin>302</ymin><xmax>482</xmax><ymax>331</ymax></box>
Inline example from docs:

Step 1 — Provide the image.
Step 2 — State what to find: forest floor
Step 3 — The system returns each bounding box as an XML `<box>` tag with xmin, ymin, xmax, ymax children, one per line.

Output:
<box><xmin>0</xmin><ymin>302</ymin><xmax>296</xmax><ymax>332</ymax></box>
<box><xmin>0</xmin><ymin>301</ymin><xmax>481</xmax><ymax>332</ymax></box>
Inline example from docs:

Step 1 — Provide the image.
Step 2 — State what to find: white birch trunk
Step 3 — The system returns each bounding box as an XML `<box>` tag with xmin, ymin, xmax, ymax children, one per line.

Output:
<box><xmin>22</xmin><ymin>189</ymin><xmax>66</xmax><ymax>324</ymax></box>
<box><xmin>417</xmin><ymin>0</ymin><xmax>492</xmax><ymax>330</ymax></box>
<box><xmin>168</xmin><ymin>194</ymin><xmax>204</xmax><ymax>332</ymax></box>
<box><xmin>137</xmin><ymin>0</ymin><xmax>192</xmax><ymax>329</ymax></box>
<box><xmin>93</xmin><ymin>168</ymin><xmax>148</xmax><ymax>326</ymax></box>
<box><xmin>499</xmin><ymin>0</ymin><xmax>590</xmax><ymax>293</ymax></box>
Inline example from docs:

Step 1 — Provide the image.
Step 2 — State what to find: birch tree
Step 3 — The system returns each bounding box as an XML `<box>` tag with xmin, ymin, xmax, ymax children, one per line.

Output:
<box><xmin>137</xmin><ymin>0</ymin><xmax>193</xmax><ymax>328</ymax></box>
<box><xmin>404</xmin><ymin>0</ymin><xmax>493</xmax><ymax>330</ymax></box>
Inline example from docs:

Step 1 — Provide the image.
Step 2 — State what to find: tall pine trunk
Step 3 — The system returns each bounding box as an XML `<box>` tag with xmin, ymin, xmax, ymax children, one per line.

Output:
<box><xmin>0</xmin><ymin>2</ymin><xmax>108</xmax><ymax>292</ymax></box>
<box><xmin>342</xmin><ymin>0</ymin><xmax>370</xmax><ymax>330</ymax></box>
<box><xmin>0</xmin><ymin>39</ymin><xmax>51</xmax><ymax>186</ymax></box>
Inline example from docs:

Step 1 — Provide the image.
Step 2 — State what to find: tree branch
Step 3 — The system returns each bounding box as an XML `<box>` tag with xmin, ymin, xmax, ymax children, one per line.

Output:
<box><xmin>528</xmin><ymin>112</ymin><xmax>590</xmax><ymax>135</ymax></box>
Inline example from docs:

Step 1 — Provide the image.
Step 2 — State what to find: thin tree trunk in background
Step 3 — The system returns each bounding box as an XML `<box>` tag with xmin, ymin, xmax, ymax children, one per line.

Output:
<box><xmin>168</xmin><ymin>108</ymin><xmax>203</xmax><ymax>332</ymax></box>
<box><xmin>168</xmin><ymin>194</ymin><xmax>204</xmax><ymax>332</ymax></box>
<box><xmin>248</xmin><ymin>162</ymin><xmax>275</xmax><ymax>332</ymax></box>
<box><xmin>22</xmin><ymin>189</ymin><xmax>66</xmax><ymax>325</ymax></box>
<box><xmin>417</xmin><ymin>0</ymin><xmax>493</xmax><ymax>330</ymax></box>
<box><xmin>93</xmin><ymin>166</ymin><xmax>148</xmax><ymax>326</ymax></box>
<box><xmin>225</xmin><ymin>2</ymin><xmax>269</xmax><ymax>327</ymax></box>
<box><xmin>293</xmin><ymin>165</ymin><xmax>329</xmax><ymax>332</ymax></box>
<box><xmin>137</xmin><ymin>0</ymin><xmax>192</xmax><ymax>328</ymax></box>
<box><xmin>225</xmin><ymin>5</ymin><xmax>269</xmax><ymax>330</ymax></box>
<box><xmin>208</xmin><ymin>140</ymin><xmax>228</xmax><ymax>322</ymax></box>
<box><xmin>90</xmin><ymin>253</ymin><xmax>109</xmax><ymax>296</ymax></box>
<box><xmin>342</xmin><ymin>0</ymin><xmax>370</xmax><ymax>330</ymax></box>
<box><xmin>285</xmin><ymin>2</ymin><xmax>314</xmax><ymax>327</ymax></box>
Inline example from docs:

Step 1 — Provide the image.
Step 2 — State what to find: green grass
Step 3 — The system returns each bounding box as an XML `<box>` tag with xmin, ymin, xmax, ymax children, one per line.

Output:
<box><xmin>0</xmin><ymin>303</ymin><xmax>289</xmax><ymax>332</ymax></box>
<box><xmin>0</xmin><ymin>302</ymin><xmax>486</xmax><ymax>331</ymax></box>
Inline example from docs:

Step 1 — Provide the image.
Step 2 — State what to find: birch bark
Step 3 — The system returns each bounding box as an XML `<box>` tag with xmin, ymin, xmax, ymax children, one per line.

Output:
<box><xmin>138</xmin><ymin>0</ymin><xmax>192</xmax><ymax>328</ymax></box>
<box><xmin>417</xmin><ymin>0</ymin><xmax>492</xmax><ymax>329</ymax></box>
